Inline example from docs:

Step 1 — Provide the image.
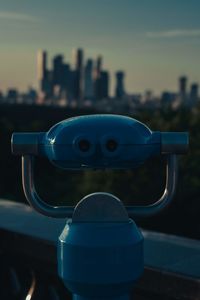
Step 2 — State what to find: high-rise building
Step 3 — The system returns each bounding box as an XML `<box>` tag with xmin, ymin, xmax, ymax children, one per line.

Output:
<box><xmin>84</xmin><ymin>59</ymin><xmax>94</xmax><ymax>99</ymax></box>
<box><xmin>96</xmin><ymin>56</ymin><xmax>102</xmax><ymax>77</ymax></box>
<box><xmin>37</xmin><ymin>50</ymin><xmax>49</xmax><ymax>94</ymax></box>
<box><xmin>62</xmin><ymin>64</ymin><xmax>72</xmax><ymax>97</ymax></box>
<box><xmin>37</xmin><ymin>50</ymin><xmax>47</xmax><ymax>81</ymax></box>
<box><xmin>115</xmin><ymin>71</ymin><xmax>125</xmax><ymax>98</ymax></box>
<box><xmin>72</xmin><ymin>48</ymin><xmax>84</xmax><ymax>100</ymax></box>
<box><xmin>179</xmin><ymin>76</ymin><xmax>187</xmax><ymax>98</ymax></box>
<box><xmin>100</xmin><ymin>71</ymin><xmax>109</xmax><ymax>99</ymax></box>
<box><xmin>72</xmin><ymin>48</ymin><xmax>83</xmax><ymax>70</ymax></box>
<box><xmin>190</xmin><ymin>83</ymin><xmax>199</xmax><ymax>105</ymax></box>
<box><xmin>53</xmin><ymin>55</ymin><xmax>64</xmax><ymax>86</ymax></box>
<box><xmin>93</xmin><ymin>56</ymin><xmax>103</xmax><ymax>99</ymax></box>
<box><xmin>44</xmin><ymin>70</ymin><xmax>54</xmax><ymax>98</ymax></box>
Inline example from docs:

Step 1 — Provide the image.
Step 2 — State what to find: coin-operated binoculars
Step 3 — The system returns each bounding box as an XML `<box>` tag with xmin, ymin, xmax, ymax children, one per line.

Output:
<box><xmin>12</xmin><ymin>115</ymin><xmax>188</xmax><ymax>300</ymax></box>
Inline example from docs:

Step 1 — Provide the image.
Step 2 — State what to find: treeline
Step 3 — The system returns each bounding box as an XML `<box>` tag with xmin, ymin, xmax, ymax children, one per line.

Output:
<box><xmin>0</xmin><ymin>103</ymin><xmax>199</xmax><ymax>239</ymax></box>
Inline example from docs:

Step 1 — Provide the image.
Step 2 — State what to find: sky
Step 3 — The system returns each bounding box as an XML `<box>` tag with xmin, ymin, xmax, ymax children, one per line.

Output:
<box><xmin>0</xmin><ymin>0</ymin><xmax>200</xmax><ymax>95</ymax></box>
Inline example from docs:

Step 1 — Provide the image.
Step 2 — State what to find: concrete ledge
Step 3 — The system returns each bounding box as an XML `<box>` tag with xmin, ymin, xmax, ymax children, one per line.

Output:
<box><xmin>0</xmin><ymin>199</ymin><xmax>199</xmax><ymax>299</ymax></box>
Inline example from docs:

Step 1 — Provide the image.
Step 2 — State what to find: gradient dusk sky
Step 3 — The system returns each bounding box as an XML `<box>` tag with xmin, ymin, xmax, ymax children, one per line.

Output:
<box><xmin>0</xmin><ymin>0</ymin><xmax>200</xmax><ymax>95</ymax></box>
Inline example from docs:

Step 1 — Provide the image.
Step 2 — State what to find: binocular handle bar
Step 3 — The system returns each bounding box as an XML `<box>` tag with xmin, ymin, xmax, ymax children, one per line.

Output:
<box><xmin>126</xmin><ymin>154</ymin><xmax>177</xmax><ymax>216</ymax></box>
<box><xmin>22</xmin><ymin>155</ymin><xmax>74</xmax><ymax>218</ymax></box>
<box><xmin>22</xmin><ymin>154</ymin><xmax>177</xmax><ymax>218</ymax></box>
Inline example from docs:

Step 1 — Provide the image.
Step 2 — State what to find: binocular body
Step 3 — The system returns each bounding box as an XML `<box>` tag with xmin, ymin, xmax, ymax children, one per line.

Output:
<box><xmin>11</xmin><ymin>114</ymin><xmax>189</xmax><ymax>218</ymax></box>
<box><xmin>12</xmin><ymin>114</ymin><xmax>188</xmax><ymax>170</ymax></box>
<box><xmin>11</xmin><ymin>114</ymin><xmax>189</xmax><ymax>300</ymax></box>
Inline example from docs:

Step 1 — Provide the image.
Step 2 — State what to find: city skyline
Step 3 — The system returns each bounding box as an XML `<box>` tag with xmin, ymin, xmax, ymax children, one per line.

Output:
<box><xmin>0</xmin><ymin>0</ymin><xmax>200</xmax><ymax>94</ymax></box>
<box><xmin>37</xmin><ymin>48</ymin><xmax>123</xmax><ymax>101</ymax></box>
<box><xmin>2</xmin><ymin>47</ymin><xmax>198</xmax><ymax>101</ymax></box>
<box><xmin>1</xmin><ymin>47</ymin><xmax>199</xmax><ymax>98</ymax></box>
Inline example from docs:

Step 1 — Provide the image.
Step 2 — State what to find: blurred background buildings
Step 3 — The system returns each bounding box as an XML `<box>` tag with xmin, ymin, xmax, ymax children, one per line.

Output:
<box><xmin>0</xmin><ymin>48</ymin><xmax>199</xmax><ymax>113</ymax></box>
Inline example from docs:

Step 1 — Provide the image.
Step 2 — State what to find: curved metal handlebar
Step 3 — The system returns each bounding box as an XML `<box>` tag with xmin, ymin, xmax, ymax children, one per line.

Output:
<box><xmin>126</xmin><ymin>154</ymin><xmax>177</xmax><ymax>216</ymax></box>
<box><xmin>22</xmin><ymin>154</ymin><xmax>178</xmax><ymax>218</ymax></box>
<box><xmin>22</xmin><ymin>155</ymin><xmax>74</xmax><ymax>218</ymax></box>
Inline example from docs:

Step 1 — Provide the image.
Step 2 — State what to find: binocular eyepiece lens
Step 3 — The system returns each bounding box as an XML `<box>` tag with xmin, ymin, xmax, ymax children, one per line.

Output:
<box><xmin>106</xmin><ymin>139</ymin><xmax>118</xmax><ymax>152</ymax></box>
<box><xmin>78</xmin><ymin>139</ymin><xmax>91</xmax><ymax>152</ymax></box>
<box><xmin>77</xmin><ymin>138</ymin><xmax>118</xmax><ymax>153</ymax></box>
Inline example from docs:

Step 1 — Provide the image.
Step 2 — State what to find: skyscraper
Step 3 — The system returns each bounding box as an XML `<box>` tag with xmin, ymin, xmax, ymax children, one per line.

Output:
<box><xmin>100</xmin><ymin>71</ymin><xmax>109</xmax><ymax>99</ymax></box>
<box><xmin>115</xmin><ymin>71</ymin><xmax>125</xmax><ymax>98</ymax></box>
<box><xmin>96</xmin><ymin>56</ymin><xmax>102</xmax><ymax>77</ymax></box>
<box><xmin>37</xmin><ymin>50</ymin><xmax>49</xmax><ymax>94</ymax></box>
<box><xmin>179</xmin><ymin>76</ymin><xmax>187</xmax><ymax>98</ymax></box>
<box><xmin>53</xmin><ymin>55</ymin><xmax>64</xmax><ymax>86</ymax></box>
<box><xmin>190</xmin><ymin>83</ymin><xmax>199</xmax><ymax>106</ymax></box>
<box><xmin>72</xmin><ymin>48</ymin><xmax>83</xmax><ymax>70</ymax></box>
<box><xmin>93</xmin><ymin>56</ymin><xmax>103</xmax><ymax>99</ymax></box>
<box><xmin>72</xmin><ymin>48</ymin><xmax>84</xmax><ymax>101</ymax></box>
<box><xmin>62</xmin><ymin>63</ymin><xmax>72</xmax><ymax>98</ymax></box>
<box><xmin>84</xmin><ymin>59</ymin><xmax>94</xmax><ymax>99</ymax></box>
<box><xmin>37</xmin><ymin>50</ymin><xmax>47</xmax><ymax>81</ymax></box>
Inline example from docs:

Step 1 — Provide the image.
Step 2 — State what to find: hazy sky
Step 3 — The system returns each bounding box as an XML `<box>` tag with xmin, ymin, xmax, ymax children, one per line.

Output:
<box><xmin>0</xmin><ymin>0</ymin><xmax>200</xmax><ymax>95</ymax></box>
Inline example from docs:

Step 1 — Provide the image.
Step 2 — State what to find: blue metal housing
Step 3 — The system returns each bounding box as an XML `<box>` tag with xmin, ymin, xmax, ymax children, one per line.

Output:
<box><xmin>43</xmin><ymin>114</ymin><xmax>160</xmax><ymax>169</ymax></box>
<box><xmin>58</xmin><ymin>220</ymin><xmax>143</xmax><ymax>299</ymax></box>
<box><xmin>12</xmin><ymin>114</ymin><xmax>161</xmax><ymax>170</ymax></box>
<box><xmin>57</xmin><ymin>193</ymin><xmax>144</xmax><ymax>299</ymax></box>
<box><xmin>11</xmin><ymin>114</ymin><xmax>189</xmax><ymax>171</ymax></box>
